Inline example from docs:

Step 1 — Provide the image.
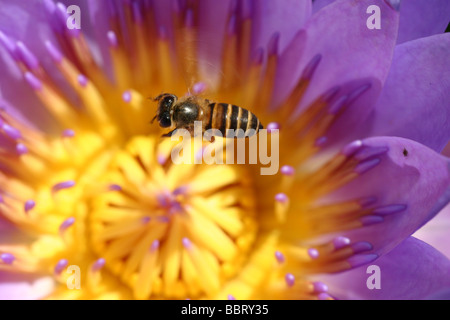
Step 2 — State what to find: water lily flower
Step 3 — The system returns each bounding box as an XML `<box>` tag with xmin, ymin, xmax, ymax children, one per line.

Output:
<box><xmin>0</xmin><ymin>0</ymin><xmax>449</xmax><ymax>300</ymax></box>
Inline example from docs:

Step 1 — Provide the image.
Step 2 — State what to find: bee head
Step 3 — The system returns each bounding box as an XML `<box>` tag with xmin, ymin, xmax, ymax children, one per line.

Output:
<box><xmin>152</xmin><ymin>93</ymin><xmax>177</xmax><ymax>128</ymax></box>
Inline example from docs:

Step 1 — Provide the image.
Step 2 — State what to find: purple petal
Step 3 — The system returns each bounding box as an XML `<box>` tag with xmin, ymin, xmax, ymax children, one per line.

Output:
<box><xmin>425</xmin><ymin>288</ymin><xmax>450</xmax><ymax>300</ymax></box>
<box><xmin>195</xmin><ymin>0</ymin><xmax>233</xmax><ymax>84</ymax></box>
<box><xmin>197</xmin><ymin>0</ymin><xmax>311</xmax><ymax>86</ymax></box>
<box><xmin>323</xmin><ymin>137</ymin><xmax>450</xmax><ymax>256</ymax></box>
<box><xmin>397</xmin><ymin>0</ymin><xmax>450</xmax><ymax>44</ymax></box>
<box><xmin>0</xmin><ymin>272</ymin><xmax>55</xmax><ymax>300</ymax></box>
<box><xmin>321</xmin><ymin>237</ymin><xmax>450</xmax><ymax>300</ymax></box>
<box><xmin>366</xmin><ymin>34</ymin><xmax>450</xmax><ymax>152</ymax></box>
<box><xmin>311</xmin><ymin>0</ymin><xmax>335</xmax><ymax>14</ymax></box>
<box><xmin>251</xmin><ymin>0</ymin><xmax>312</xmax><ymax>53</ymax></box>
<box><xmin>273</xmin><ymin>0</ymin><xmax>399</xmax><ymax>146</ymax></box>
<box><xmin>413</xmin><ymin>203</ymin><xmax>450</xmax><ymax>259</ymax></box>
<box><xmin>313</xmin><ymin>0</ymin><xmax>450</xmax><ymax>44</ymax></box>
<box><xmin>0</xmin><ymin>2</ymin><xmax>65</xmax><ymax>126</ymax></box>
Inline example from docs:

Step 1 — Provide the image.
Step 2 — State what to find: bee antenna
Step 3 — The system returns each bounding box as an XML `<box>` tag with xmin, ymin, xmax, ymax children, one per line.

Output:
<box><xmin>152</xmin><ymin>92</ymin><xmax>167</xmax><ymax>102</ymax></box>
<box><xmin>150</xmin><ymin>115</ymin><xmax>157</xmax><ymax>124</ymax></box>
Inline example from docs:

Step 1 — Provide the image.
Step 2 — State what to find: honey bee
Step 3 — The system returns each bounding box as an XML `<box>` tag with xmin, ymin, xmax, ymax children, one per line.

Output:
<box><xmin>151</xmin><ymin>93</ymin><xmax>263</xmax><ymax>138</ymax></box>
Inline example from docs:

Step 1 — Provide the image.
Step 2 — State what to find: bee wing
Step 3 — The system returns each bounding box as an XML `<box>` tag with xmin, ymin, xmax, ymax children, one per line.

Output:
<box><xmin>174</xmin><ymin>23</ymin><xmax>239</xmax><ymax>97</ymax></box>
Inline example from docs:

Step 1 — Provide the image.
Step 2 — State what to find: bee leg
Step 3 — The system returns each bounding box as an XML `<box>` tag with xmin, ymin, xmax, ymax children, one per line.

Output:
<box><xmin>161</xmin><ymin>129</ymin><xmax>177</xmax><ymax>137</ymax></box>
<box><xmin>187</xmin><ymin>127</ymin><xmax>196</xmax><ymax>137</ymax></box>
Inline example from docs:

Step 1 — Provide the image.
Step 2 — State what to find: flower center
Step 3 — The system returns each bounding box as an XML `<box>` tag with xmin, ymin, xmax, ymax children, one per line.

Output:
<box><xmin>89</xmin><ymin>136</ymin><xmax>257</xmax><ymax>299</ymax></box>
<box><xmin>0</xmin><ymin>0</ymin><xmax>389</xmax><ymax>301</ymax></box>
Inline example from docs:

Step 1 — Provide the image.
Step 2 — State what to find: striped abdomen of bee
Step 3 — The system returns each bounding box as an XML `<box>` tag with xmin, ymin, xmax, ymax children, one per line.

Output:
<box><xmin>204</xmin><ymin>103</ymin><xmax>263</xmax><ymax>138</ymax></box>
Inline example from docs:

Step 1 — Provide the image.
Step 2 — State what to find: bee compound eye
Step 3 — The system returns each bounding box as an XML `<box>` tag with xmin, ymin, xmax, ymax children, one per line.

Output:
<box><xmin>160</xmin><ymin>115</ymin><xmax>171</xmax><ymax>128</ymax></box>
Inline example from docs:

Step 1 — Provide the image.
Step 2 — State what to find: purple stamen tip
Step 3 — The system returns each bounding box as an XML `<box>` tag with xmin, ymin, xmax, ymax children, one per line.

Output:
<box><xmin>173</xmin><ymin>186</ymin><xmax>188</xmax><ymax>196</ymax></box>
<box><xmin>348</xmin><ymin>83</ymin><xmax>372</xmax><ymax>104</ymax></box>
<box><xmin>268</xmin><ymin>32</ymin><xmax>280</xmax><ymax>56</ymax></box>
<box><xmin>122</xmin><ymin>90</ymin><xmax>132</xmax><ymax>103</ymax></box>
<box><xmin>332</xmin><ymin>236</ymin><xmax>351</xmax><ymax>250</ymax></box>
<box><xmin>55</xmin><ymin>3</ymin><xmax>69</xmax><ymax>24</ymax></box>
<box><xmin>351</xmin><ymin>241</ymin><xmax>373</xmax><ymax>254</ymax></box>
<box><xmin>157</xmin><ymin>192</ymin><xmax>171</xmax><ymax>207</ymax></box>
<box><xmin>280</xmin><ymin>165</ymin><xmax>295</xmax><ymax>176</ymax></box>
<box><xmin>107</xmin><ymin>31</ymin><xmax>118</xmax><ymax>47</ymax></box>
<box><xmin>308</xmin><ymin>248</ymin><xmax>319</xmax><ymax>260</ymax></box>
<box><xmin>45</xmin><ymin>41</ymin><xmax>63</xmax><ymax>63</ymax></box>
<box><xmin>77</xmin><ymin>74</ymin><xmax>88</xmax><ymax>87</ymax></box>
<box><xmin>227</xmin><ymin>294</ymin><xmax>236</xmax><ymax>300</ymax></box>
<box><xmin>52</xmin><ymin>180</ymin><xmax>76</xmax><ymax>193</ymax></box>
<box><xmin>275</xmin><ymin>193</ymin><xmax>288</xmax><ymax>203</ymax></box>
<box><xmin>182</xmin><ymin>237</ymin><xmax>192</xmax><ymax>249</ymax></box>
<box><xmin>169</xmin><ymin>202</ymin><xmax>183</xmax><ymax>215</ymax></box>
<box><xmin>354</xmin><ymin>158</ymin><xmax>381</xmax><ymax>174</ymax></box>
<box><xmin>59</xmin><ymin>217</ymin><xmax>75</xmax><ymax>232</ymax></box>
<box><xmin>302</xmin><ymin>54</ymin><xmax>322</xmax><ymax>80</ymax></box>
<box><xmin>16</xmin><ymin>41</ymin><xmax>39</xmax><ymax>70</ymax></box>
<box><xmin>313</xmin><ymin>281</ymin><xmax>329</xmax><ymax>293</ymax></box>
<box><xmin>347</xmin><ymin>254</ymin><xmax>378</xmax><ymax>268</ymax></box>
<box><xmin>108</xmin><ymin>184</ymin><xmax>122</xmax><ymax>191</ymax></box>
<box><xmin>360</xmin><ymin>215</ymin><xmax>384</xmax><ymax>226</ymax></box>
<box><xmin>24</xmin><ymin>72</ymin><xmax>43</xmax><ymax>91</ymax></box>
<box><xmin>285</xmin><ymin>273</ymin><xmax>295</xmax><ymax>287</ymax></box>
<box><xmin>16</xmin><ymin>143</ymin><xmax>28</xmax><ymax>155</ymax></box>
<box><xmin>266</xmin><ymin>122</ymin><xmax>280</xmax><ymax>133</ymax></box>
<box><xmin>318</xmin><ymin>293</ymin><xmax>332</xmax><ymax>300</ymax></box>
<box><xmin>54</xmin><ymin>258</ymin><xmax>68</xmax><ymax>274</ymax></box>
<box><xmin>158</xmin><ymin>216</ymin><xmax>170</xmax><ymax>223</ymax></box>
<box><xmin>0</xmin><ymin>31</ymin><xmax>18</xmax><ymax>58</ymax></box>
<box><xmin>151</xmin><ymin>240</ymin><xmax>160</xmax><ymax>251</ymax></box>
<box><xmin>157</xmin><ymin>153</ymin><xmax>167</xmax><ymax>165</ymax></box>
<box><xmin>372</xmin><ymin>204</ymin><xmax>407</xmax><ymax>216</ymax></box>
<box><xmin>2</xmin><ymin>123</ymin><xmax>22</xmax><ymax>140</ymax></box>
<box><xmin>158</xmin><ymin>26</ymin><xmax>168</xmax><ymax>40</ymax></box>
<box><xmin>0</xmin><ymin>253</ymin><xmax>15</xmax><ymax>265</ymax></box>
<box><xmin>227</xmin><ymin>14</ymin><xmax>237</xmax><ymax>36</ymax></box>
<box><xmin>62</xmin><ymin>129</ymin><xmax>75</xmax><ymax>138</ymax></box>
<box><xmin>141</xmin><ymin>216</ymin><xmax>151</xmax><ymax>224</ymax></box>
<box><xmin>132</xmin><ymin>1</ymin><xmax>143</xmax><ymax>24</ymax></box>
<box><xmin>184</xmin><ymin>9</ymin><xmax>194</xmax><ymax>27</ymax></box>
<box><xmin>92</xmin><ymin>258</ymin><xmax>106</xmax><ymax>272</ymax></box>
<box><xmin>342</xmin><ymin>140</ymin><xmax>363</xmax><ymax>156</ymax></box>
<box><xmin>354</xmin><ymin>146</ymin><xmax>389</xmax><ymax>161</ymax></box>
<box><xmin>328</xmin><ymin>95</ymin><xmax>348</xmax><ymax>115</ymax></box>
<box><xmin>275</xmin><ymin>250</ymin><xmax>285</xmax><ymax>263</ymax></box>
<box><xmin>24</xmin><ymin>199</ymin><xmax>35</xmax><ymax>213</ymax></box>
<box><xmin>315</xmin><ymin>136</ymin><xmax>328</xmax><ymax>147</ymax></box>
<box><xmin>43</xmin><ymin>0</ymin><xmax>56</xmax><ymax>14</ymax></box>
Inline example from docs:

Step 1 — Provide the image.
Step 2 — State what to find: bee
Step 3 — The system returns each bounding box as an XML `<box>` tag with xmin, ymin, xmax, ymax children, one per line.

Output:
<box><xmin>151</xmin><ymin>93</ymin><xmax>263</xmax><ymax>138</ymax></box>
